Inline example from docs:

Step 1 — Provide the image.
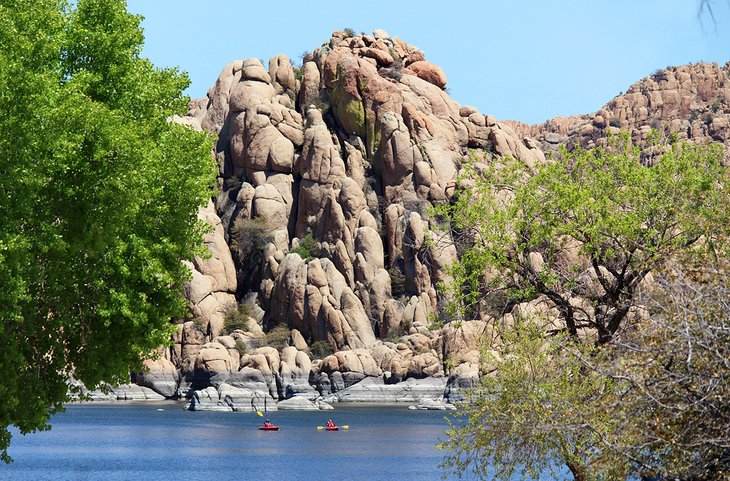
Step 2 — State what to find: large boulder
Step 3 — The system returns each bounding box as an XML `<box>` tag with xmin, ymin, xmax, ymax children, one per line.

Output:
<box><xmin>278</xmin><ymin>347</ymin><xmax>317</xmax><ymax>399</ymax></box>
<box><xmin>406</xmin><ymin>61</ymin><xmax>447</xmax><ymax>89</ymax></box>
<box><xmin>193</xmin><ymin>340</ymin><xmax>238</xmax><ymax>383</ymax></box>
<box><xmin>333</xmin><ymin>376</ymin><xmax>448</xmax><ymax>403</ymax></box>
<box><xmin>133</xmin><ymin>357</ymin><xmax>179</xmax><ymax>398</ymax></box>
<box><xmin>186</xmin><ymin>383</ymin><xmax>276</xmax><ymax>412</ymax></box>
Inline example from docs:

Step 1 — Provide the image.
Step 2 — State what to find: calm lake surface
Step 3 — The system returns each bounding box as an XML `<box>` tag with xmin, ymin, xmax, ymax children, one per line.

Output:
<box><xmin>3</xmin><ymin>402</ymin><xmax>476</xmax><ymax>481</ymax></box>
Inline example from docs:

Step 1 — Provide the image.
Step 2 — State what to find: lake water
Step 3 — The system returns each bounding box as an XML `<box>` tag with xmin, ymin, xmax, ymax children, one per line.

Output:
<box><xmin>3</xmin><ymin>402</ymin><xmax>475</xmax><ymax>481</ymax></box>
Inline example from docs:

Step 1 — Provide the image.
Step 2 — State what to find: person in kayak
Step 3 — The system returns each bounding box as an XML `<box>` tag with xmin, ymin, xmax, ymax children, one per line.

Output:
<box><xmin>264</xmin><ymin>419</ymin><xmax>272</xmax><ymax>428</ymax></box>
<box><xmin>326</xmin><ymin>419</ymin><xmax>336</xmax><ymax>428</ymax></box>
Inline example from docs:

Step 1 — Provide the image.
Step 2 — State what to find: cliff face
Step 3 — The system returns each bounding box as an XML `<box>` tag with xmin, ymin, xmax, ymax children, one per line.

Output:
<box><xmin>130</xmin><ymin>33</ymin><xmax>729</xmax><ymax>409</ymax></box>
<box><xmin>507</xmin><ymin>62</ymin><xmax>730</xmax><ymax>158</ymax></box>
<box><xmin>186</xmin><ymin>28</ymin><xmax>542</xmax><ymax>347</ymax></box>
<box><xmin>130</xmin><ymin>30</ymin><xmax>546</xmax><ymax>408</ymax></box>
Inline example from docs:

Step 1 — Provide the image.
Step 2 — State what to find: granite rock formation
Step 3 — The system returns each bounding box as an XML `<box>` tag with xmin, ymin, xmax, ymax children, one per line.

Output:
<box><xmin>507</xmin><ymin>62</ymin><xmax>730</xmax><ymax>161</ymax></box>
<box><xmin>123</xmin><ymin>32</ymin><xmax>728</xmax><ymax>409</ymax></box>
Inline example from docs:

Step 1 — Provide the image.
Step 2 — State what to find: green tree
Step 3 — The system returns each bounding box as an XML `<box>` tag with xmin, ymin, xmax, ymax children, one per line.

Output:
<box><xmin>439</xmin><ymin>325</ymin><xmax>631</xmax><ymax>481</ymax></box>
<box><xmin>437</xmin><ymin>138</ymin><xmax>729</xmax><ymax>480</ymax></box>
<box><xmin>441</xmin><ymin>269</ymin><xmax>730</xmax><ymax>481</ymax></box>
<box><xmin>436</xmin><ymin>137</ymin><xmax>727</xmax><ymax>343</ymax></box>
<box><xmin>0</xmin><ymin>0</ymin><xmax>216</xmax><ymax>462</ymax></box>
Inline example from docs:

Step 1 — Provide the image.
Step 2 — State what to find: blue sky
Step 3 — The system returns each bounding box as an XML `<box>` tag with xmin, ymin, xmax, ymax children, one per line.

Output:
<box><xmin>126</xmin><ymin>0</ymin><xmax>730</xmax><ymax>124</ymax></box>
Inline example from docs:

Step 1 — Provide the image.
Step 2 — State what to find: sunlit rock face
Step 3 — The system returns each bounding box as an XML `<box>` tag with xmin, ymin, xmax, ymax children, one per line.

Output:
<box><xmin>507</xmin><ymin>62</ymin><xmax>730</xmax><ymax>162</ymax></box>
<box><xmin>140</xmin><ymin>32</ymin><xmax>728</xmax><ymax>404</ymax></box>
<box><xmin>184</xmin><ymin>28</ymin><xmax>539</xmax><ymax>347</ymax></box>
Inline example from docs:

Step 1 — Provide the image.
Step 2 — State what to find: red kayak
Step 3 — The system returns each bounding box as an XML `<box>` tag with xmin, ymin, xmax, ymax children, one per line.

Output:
<box><xmin>258</xmin><ymin>425</ymin><xmax>280</xmax><ymax>431</ymax></box>
<box><xmin>325</xmin><ymin>426</ymin><xmax>339</xmax><ymax>431</ymax></box>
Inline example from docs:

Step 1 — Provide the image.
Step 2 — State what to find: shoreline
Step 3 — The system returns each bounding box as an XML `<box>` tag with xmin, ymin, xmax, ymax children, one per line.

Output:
<box><xmin>67</xmin><ymin>399</ymin><xmax>457</xmax><ymax>409</ymax></box>
<box><xmin>74</xmin><ymin>369</ymin><xmax>465</xmax><ymax>412</ymax></box>
<box><xmin>64</xmin><ymin>388</ymin><xmax>458</xmax><ymax>413</ymax></box>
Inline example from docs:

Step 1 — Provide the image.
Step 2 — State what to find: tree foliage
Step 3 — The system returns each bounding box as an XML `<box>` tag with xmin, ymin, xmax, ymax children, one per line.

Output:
<box><xmin>264</xmin><ymin>324</ymin><xmax>292</xmax><ymax>350</ymax></box>
<box><xmin>436</xmin><ymin>137</ymin><xmax>727</xmax><ymax>343</ymax></box>
<box><xmin>599</xmin><ymin>266</ymin><xmax>730</xmax><ymax>480</ymax></box>
<box><xmin>438</xmin><ymin>138</ymin><xmax>729</xmax><ymax>480</ymax></box>
<box><xmin>309</xmin><ymin>340</ymin><xmax>334</xmax><ymax>360</ymax></box>
<box><xmin>439</xmin><ymin>325</ymin><xmax>631</xmax><ymax>481</ymax></box>
<box><xmin>223</xmin><ymin>301</ymin><xmax>258</xmax><ymax>334</ymax></box>
<box><xmin>442</xmin><ymin>266</ymin><xmax>730</xmax><ymax>481</ymax></box>
<box><xmin>0</xmin><ymin>0</ymin><xmax>216</xmax><ymax>462</ymax></box>
<box><xmin>291</xmin><ymin>233</ymin><xmax>319</xmax><ymax>261</ymax></box>
<box><xmin>230</xmin><ymin>216</ymin><xmax>274</xmax><ymax>293</ymax></box>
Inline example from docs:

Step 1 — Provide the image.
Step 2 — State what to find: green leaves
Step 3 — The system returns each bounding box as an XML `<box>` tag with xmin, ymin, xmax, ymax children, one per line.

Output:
<box><xmin>0</xmin><ymin>0</ymin><xmax>215</xmax><ymax>462</ymax></box>
<box><xmin>437</xmin><ymin>137</ymin><xmax>728</xmax><ymax>342</ymax></box>
<box><xmin>438</xmin><ymin>137</ymin><xmax>729</xmax><ymax>479</ymax></box>
<box><xmin>440</xmin><ymin>325</ymin><xmax>631</xmax><ymax>481</ymax></box>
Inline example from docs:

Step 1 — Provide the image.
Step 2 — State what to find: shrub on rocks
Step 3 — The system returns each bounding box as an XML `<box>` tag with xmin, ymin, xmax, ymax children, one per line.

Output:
<box><xmin>234</xmin><ymin>339</ymin><xmax>248</xmax><ymax>356</ymax></box>
<box><xmin>265</xmin><ymin>324</ymin><xmax>292</xmax><ymax>350</ymax></box>
<box><xmin>388</xmin><ymin>266</ymin><xmax>407</xmax><ymax>298</ymax></box>
<box><xmin>291</xmin><ymin>233</ymin><xmax>318</xmax><ymax>261</ymax></box>
<box><xmin>223</xmin><ymin>302</ymin><xmax>256</xmax><ymax>334</ymax></box>
<box><xmin>384</xmin><ymin>325</ymin><xmax>409</xmax><ymax>343</ymax></box>
<box><xmin>309</xmin><ymin>340</ymin><xmax>334</xmax><ymax>359</ymax></box>
<box><xmin>231</xmin><ymin>217</ymin><xmax>273</xmax><ymax>259</ymax></box>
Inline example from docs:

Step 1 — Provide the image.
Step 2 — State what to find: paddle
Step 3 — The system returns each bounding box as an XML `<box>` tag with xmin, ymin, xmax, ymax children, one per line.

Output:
<box><xmin>316</xmin><ymin>425</ymin><xmax>349</xmax><ymax>430</ymax></box>
<box><xmin>251</xmin><ymin>399</ymin><xmax>264</xmax><ymax>417</ymax></box>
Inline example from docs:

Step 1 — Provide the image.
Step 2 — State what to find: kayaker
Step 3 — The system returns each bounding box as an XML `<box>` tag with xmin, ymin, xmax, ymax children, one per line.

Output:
<box><xmin>326</xmin><ymin>419</ymin><xmax>335</xmax><ymax>428</ymax></box>
<box><xmin>264</xmin><ymin>419</ymin><xmax>272</xmax><ymax>428</ymax></box>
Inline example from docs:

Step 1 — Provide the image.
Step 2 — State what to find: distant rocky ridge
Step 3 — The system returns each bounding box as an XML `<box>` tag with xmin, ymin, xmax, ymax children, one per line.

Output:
<box><xmin>112</xmin><ymin>31</ymin><xmax>728</xmax><ymax>412</ymax></box>
<box><xmin>506</xmin><ymin>62</ymin><xmax>730</xmax><ymax>160</ymax></box>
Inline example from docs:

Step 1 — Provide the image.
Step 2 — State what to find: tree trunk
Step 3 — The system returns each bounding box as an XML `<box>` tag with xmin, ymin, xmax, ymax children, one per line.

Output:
<box><xmin>566</xmin><ymin>461</ymin><xmax>586</xmax><ymax>481</ymax></box>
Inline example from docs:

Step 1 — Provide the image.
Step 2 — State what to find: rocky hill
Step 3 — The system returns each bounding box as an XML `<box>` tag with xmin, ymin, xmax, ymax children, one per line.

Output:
<box><xmin>109</xmin><ymin>32</ymin><xmax>728</xmax><ymax>410</ymax></box>
<box><xmin>507</xmin><ymin>62</ymin><xmax>730</xmax><ymax>159</ymax></box>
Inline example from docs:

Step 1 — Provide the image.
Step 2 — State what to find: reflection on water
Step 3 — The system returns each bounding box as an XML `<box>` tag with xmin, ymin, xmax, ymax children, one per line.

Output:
<box><xmin>3</xmin><ymin>403</ymin><xmax>473</xmax><ymax>481</ymax></box>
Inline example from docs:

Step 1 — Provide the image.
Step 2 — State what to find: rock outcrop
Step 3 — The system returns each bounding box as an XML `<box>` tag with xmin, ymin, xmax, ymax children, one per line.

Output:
<box><xmin>507</xmin><ymin>62</ymin><xmax>730</xmax><ymax>161</ymax></box>
<box><xmin>121</xmin><ymin>32</ymin><xmax>729</xmax><ymax>408</ymax></box>
<box><xmin>162</xmin><ymin>30</ymin><xmax>544</xmax><ymax>407</ymax></box>
<box><xmin>186</xmin><ymin>29</ymin><xmax>541</xmax><ymax>349</ymax></box>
